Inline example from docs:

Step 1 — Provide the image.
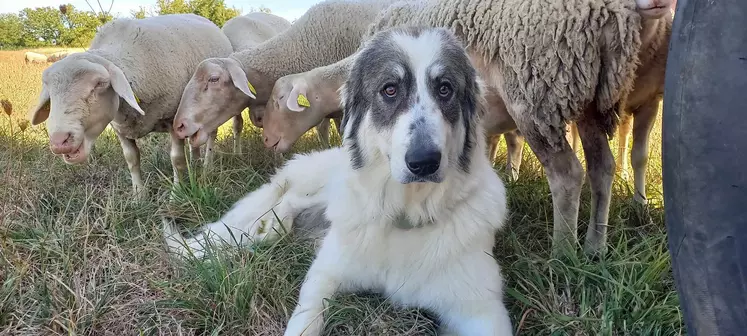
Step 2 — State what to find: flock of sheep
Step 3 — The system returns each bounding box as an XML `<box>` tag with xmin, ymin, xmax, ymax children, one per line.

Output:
<box><xmin>23</xmin><ymin>50</ymin><xmax>75</xmax><ymax>64</ymax></box>
<box><xmin>27</xmin><ymin>0</ymin><xmax>675</xmax><ymax>259</ymax></box>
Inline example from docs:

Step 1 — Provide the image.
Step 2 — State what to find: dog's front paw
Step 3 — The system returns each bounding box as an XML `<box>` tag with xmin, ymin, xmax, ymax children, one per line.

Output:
<box><xmin>283</xmin><ymin>310</ymin><xmax>323</xmax><ymax>336</ymax></box>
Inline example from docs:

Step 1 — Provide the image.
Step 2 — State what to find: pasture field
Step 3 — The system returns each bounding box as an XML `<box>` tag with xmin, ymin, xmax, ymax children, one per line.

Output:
<box><xmin>0</xmin><ymin>49</ymin><xmax>682</xmax><ymax>335</ymax></box>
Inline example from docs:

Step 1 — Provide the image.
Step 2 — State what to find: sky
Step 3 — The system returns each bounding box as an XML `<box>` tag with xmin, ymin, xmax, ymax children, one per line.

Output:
<box><xmin>0</xmin><ymin>0</ymin><xmax>323</xmax><ymax>22</ymax></box>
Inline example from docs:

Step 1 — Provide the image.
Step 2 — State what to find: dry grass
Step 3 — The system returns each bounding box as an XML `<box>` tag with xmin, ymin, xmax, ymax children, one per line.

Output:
<box><xmin>0</xmin><ymin>49</ymin><xmax>682</xmax><ymax>335</ymax></box>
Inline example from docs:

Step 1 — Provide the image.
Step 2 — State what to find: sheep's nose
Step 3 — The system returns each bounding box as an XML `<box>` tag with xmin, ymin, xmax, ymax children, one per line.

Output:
<box><xmin>174</xmin><ymin>121</ymin><xmax>187</xmax><ymax>137</ymax></box>
<box><xmin>263</xmin><ymin>134</ymin><xmax>280</xmax><ymax>149</ymax></box>
<box><xmin>49</xmin><ymin>132</ymin><xmax>73</xmax><ymax>154</ymax></box>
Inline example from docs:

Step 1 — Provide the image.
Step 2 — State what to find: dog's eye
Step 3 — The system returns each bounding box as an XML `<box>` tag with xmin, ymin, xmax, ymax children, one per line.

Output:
<box><xmin>438</xmin><ymin>83</ymin><xmax>452</xmax><ymax>97</ymax></box>
<box><xmin>208</xmin><ymin>76</ymin><xmax>219</xmax><ymax>83</ymax></box>
<box><xmin>382</xmin><ymin>84</ymin><xmax>397</xmax><ymax>98</ymax></box>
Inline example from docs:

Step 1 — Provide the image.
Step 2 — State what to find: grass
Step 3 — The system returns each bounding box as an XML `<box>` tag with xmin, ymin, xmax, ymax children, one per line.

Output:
<box><xmin>0</xmin><ymin>48</ymin><xmax>683</xmax><ymax>335</ymax></box>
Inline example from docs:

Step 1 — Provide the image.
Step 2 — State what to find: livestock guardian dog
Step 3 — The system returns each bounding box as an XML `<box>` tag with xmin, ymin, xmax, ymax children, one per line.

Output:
<box><xmin>163</xmin><ymin>27</ymin><xmax>513</xmax><ymax>335</ymax></box>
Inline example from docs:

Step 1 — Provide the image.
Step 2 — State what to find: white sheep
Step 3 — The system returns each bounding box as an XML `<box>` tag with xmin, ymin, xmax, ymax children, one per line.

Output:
<box><xmin>492</xmin><ymin>0</ymin><xmax>675</xmax><ymax>205</ymax></box>
<box><xmin>24</xmin><ymin>52</ymin><xmax>47</xmax><ymax>64</ymax></box>
<box><xmin>257</xmin><ymin>0</ymin><xmax>644</xmax><ymax>256</ymax></box>
<box><xmin>222</xmin><ymin>12</ymin><xmax>291</xmax><ymax>53</ymax></box>
<box><xmin>47</xmin><ymin>51</ymin><xmax>70</xmax><ymax>63</ymax></box>
<box><xmin>28</xmin><ymin>14</ymin><xmax>234</xmax><ymax>200</ymax></box>
<box><xmin>170</xmin><ymin>0</ymin><xmax>397</xmax><ymax>152</ymax></box>
<box><xmin>215</xmin><ymin>12</ymin><xmax>293</xmax><ymax>154</ymax></box>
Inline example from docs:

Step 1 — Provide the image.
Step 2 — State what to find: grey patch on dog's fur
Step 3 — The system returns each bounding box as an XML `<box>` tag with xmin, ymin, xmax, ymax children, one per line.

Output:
<box><xmin>391</xmin><ymin>212</ymin><xmax>433</xmax><ymax>230</ymax></box>
<box><xmin>292</xmin><ymin>204</ymin><xmax>330</xmax><ymax>245</ymax></box>
<box><xmin>341</xmin><ymin>26</ymin><xmax>481</xmax><ymax>172</ymax></box>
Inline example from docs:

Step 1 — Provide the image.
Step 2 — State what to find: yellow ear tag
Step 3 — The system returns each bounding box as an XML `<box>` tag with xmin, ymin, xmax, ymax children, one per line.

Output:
<box><xmin>297</xmin><ymin>94</ymin><xmax>310</xmax><ymax>107</ymax></box>
<box><xmin>135</xmin><ymin>95</ymin><xmax>141</xmax><ymax>104</ymax></box>
<box><xmin>247</xmin><ymin>81</ymin><xmax>257</xmax><ymax>95</ymax></box>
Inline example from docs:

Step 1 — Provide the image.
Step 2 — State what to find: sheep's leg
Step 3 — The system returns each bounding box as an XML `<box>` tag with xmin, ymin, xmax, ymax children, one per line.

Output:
<box><xmin>631</xmin><ymin>99</ymin><xmax>660</xmax><ymax>204</ymax></box>
<box><xmin>487</xmin><ymin>134</ymin><xmax>500</xmax><ymax>164</ymax></box>
<box><xmin>616</xmin><ymin>112</ymin><xmax>634</xmax><ymax>180</ymax></box>
<box><xmin>513</xmin><ymin>113</ymin><xmax>584</xmax><ymax>256</ymax></box>
<box><xmin>169</xmin><ymin>130</ymin><xmax>188</xmax><ymax>186</ymax></box>
<box><xmin>505</xmin><ymin>130</ymin><xmax>525</xmax><ymax>181</ymax></box>
<box><xmin>232</xmin><ymin>114</ymin><xmax>243</xmax><ymax>154</ymax></box>
<box><xmin>332</xmin><ymin>117</ymin><xmax>343</xmax><ymax>138</ymax></box>
<box><xmin>316</xmin><ymin>118</ymin><xmax>331</xmax><ymax>148</ymax></box>
<box><xmin>576</xmin><ymin>111</ymin><xmax>616</xmax><ymax>256</ymax></box>
<box><xmin>203</xmin><ymin>130</ymin><xmax>216</xmax><ymax>171</ymax></box>
<box><xmin>116</xmin><ymin>131</ymin><xmax>146</xmax><ymax>201</ymax></box>
<box><xmin>189</xmin><ymin>142</ymin><xmax>201</xmax><ymax>164</ymax></box>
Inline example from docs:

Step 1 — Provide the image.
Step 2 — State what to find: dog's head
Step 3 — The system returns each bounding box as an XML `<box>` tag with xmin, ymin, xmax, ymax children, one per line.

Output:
<box><xmin>340</xmin><ymin>27</ymin><xmax>481</xmax><ymax>184</ymax></box>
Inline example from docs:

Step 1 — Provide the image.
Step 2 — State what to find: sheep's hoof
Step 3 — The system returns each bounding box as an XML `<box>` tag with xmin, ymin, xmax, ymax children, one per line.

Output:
<box><xmin>133</xmin><ymin>186</ymin><xmax>148</xmax><ymax>202</ymax></box>
<box><xmin>583</xmin><ymin>237</ymin><xmax>608</xmax><ymax>259</ymax></box>
<box><xmin>633</xmin><ymin>193</ymin><xmax>648</xmax><ymax>205</ymax></box>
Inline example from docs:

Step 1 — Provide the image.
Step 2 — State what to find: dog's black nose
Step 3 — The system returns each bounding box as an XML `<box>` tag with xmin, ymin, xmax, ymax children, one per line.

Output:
<box><xmin>405</xmin><ymin>148</ymin><xmax>441</xmax><ymax>177</ymax></box>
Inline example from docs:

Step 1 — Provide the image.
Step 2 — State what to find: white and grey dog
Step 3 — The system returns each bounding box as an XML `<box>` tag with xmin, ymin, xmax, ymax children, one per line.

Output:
<box><xmin>164</xmin><ymin>26</ymin><xmax>513</xmax><ymax>335</ymax></box>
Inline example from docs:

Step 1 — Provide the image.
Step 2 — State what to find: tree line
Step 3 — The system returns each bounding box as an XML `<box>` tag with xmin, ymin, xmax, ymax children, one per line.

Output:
<box><xmin>0</xmin><ymin>0</ymin><xmax>271</xmax><ymax>49</ymax></box>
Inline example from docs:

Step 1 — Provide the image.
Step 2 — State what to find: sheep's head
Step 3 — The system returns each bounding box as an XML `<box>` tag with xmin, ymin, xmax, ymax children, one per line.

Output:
<box><xmin>635</xmin><ymin>0</ymin><xmax>676</xmax><ymax>19</ymax></box>
<box><xmin>262</xmin><ymin>71</ymin><xmax>342</xmax><ymax>153</ymax></box>
<box><xmin>29</xmin><ymin>53</ymin><xmax>144</xmax><ymax>164</ymax></box>
<box><xmin>173</xmin><ymin>57</ymin><xmax>258</xmax><ymax>147</ymax></box>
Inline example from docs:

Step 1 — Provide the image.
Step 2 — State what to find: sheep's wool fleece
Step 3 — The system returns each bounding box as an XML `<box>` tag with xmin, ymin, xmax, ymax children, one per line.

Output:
<box><xmin>87</xmin><ymin>14</ymin><xmax>233</xmax><ymax>138</ymax></box>
<box><xmin>222</xmin><ymin>12</ymin><xmax>292</xmax><ymax>51</ymax></box>
<box><xmin>367</xmin><ymin>0</ymin><xmax>642</xmax><ymax>148</ymax></box>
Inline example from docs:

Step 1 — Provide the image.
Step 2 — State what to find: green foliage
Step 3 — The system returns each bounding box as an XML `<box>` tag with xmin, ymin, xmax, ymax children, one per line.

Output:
<box><xmin>251</xmin><ymin>5</ymin><xmax>272</xmax><ymax>14</ymax></box>
<box><xmin>130</xmin><ymin>6</ymin><xmax>149</xmax><ymax>19</ymax></box>
<box><xmin>59</xmin><ymin>5</ymin><xmax>113</xmax><ymax>47</ymax></box>
<box><xmin>155</xmin><ymin>0</ymin><xmax>241</xmax><ymax>27</ymax></box>
<box><xmin>0</xmin><ymin>14</ymin><xmax>24</xmax><ymax>48</ymax></box>
<box><xmin>1</xmin><ymin>4</ymin><xmax>111</xmax><ymax>49</ymax></box>
<box><xmin>19</xmin><ymin>7</ymin><xmax>64</xmax><ymax>47</ymax></box>
<box><xmin>2</xmin><ymin>1</ymin><xmax>271</xmax><ymax>49</ymax></box>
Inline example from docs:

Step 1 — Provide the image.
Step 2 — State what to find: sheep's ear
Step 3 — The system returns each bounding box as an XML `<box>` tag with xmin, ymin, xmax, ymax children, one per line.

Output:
<box><xmin>226</xmin><ymin>61</ymin><xmax>257</xmax><ymax>99</ymax></box>
<box><xmin>29</xmin><ymin>85</ymin><xmax>51</xmax><ymax>125</ymax></box>
<box><xmin>286</xmin><ymin>81</ymin><xmax>309</xmax><ymax>112</ymax></box>
<box><xmin>107</xmin><ymin>63</ymin><xmax>145</xmax><ymax>115</ymax></box>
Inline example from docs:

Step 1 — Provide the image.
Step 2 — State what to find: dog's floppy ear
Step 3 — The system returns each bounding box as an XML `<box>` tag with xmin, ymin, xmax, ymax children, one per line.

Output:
<box><xmin>107</xmin><ymin>63</ymin><xmax>145</xmax><ymax>115</ymax></box>
<box><xmin>286</xmin><ymin>80</ymin><xmax>309</xmax><ymax>112</ymax></box>
<box><xmin>29</xmin><ymin>84</ymin><xmax>51</xmax><ymax>125</ymax></box>
<box><xmin>226</xmin><ymin>60</ymin><xmax>257</xmax><ymax>99</ymax></box>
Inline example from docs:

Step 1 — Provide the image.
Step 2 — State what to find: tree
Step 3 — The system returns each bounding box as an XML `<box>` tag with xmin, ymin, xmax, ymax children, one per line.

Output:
<box><xmin>0</xmin><ymin>14</ymin><xmax>24</xmax><ymax>48</ymax></box>
<box><xmin>249</xmin><ymin>5</ymin><xmax>271</xmax><ymax>14</ymax></box>
<box><xmin>155</xmin><ymin>0</ymin><xmax>240</xmax><ymax>26</ymax></box>
<box><xmin>20</xmin><ymin>7</ymin><xmax>64</xmax><ymax>46</ymax></box>
<box><xmin>131</xmin><ymin>6</ymin><xmax>149</xmax><ymax>19</ymax></box>
<box><xmin>59</xmin><ymin>5</ymin><xmax>110</xmax><ymax>46</ymax></box>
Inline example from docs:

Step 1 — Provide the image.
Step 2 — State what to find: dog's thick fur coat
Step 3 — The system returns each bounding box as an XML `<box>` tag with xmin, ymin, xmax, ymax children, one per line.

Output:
<box><xmin>164</xmin><ymin>27</ymin><xmax>512</xmax><ymax>335</ymax></box>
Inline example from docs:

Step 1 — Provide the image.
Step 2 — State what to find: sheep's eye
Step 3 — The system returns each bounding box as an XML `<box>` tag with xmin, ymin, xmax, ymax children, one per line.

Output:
<box><xmin>382</xmin><ymin>84</ymin><xmax>397</xmax><ymax>98</ymax></box>
<box><xmin>208</xmin><ymin>76</ymin><xmax>219</xmax><ymax>83</ymax></box>
<box><xmin>438</xmin><ymin>83</ymin><xmax>452</xmax><ymax>97</ymax></box>
<box><xmin>96</xmin><ymin>81</ymin><xmax>108</xmax><ymax>88</ymax></box>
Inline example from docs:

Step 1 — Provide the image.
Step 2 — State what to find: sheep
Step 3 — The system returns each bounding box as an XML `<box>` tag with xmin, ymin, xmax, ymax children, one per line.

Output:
<box><xmin>211</xmin><ymin>12</ymin><xmax>293</xmax><ymax>154</ymax></box>
<box><xmin>492</xmin><ymin>0</ymin><xmax>675</xmax><ymax>205</ymax></box>
<box><xmin>259</xmin><ymin>56</ymin><xmax>352</xmax><ymax>152</ymax></box>
<box><xmin>171</xmin><ymin>0</ymin><xmax>398</xmax><ymax>152</ymax></box>
<box><xmin>47</xmin><ymin>51</ymin><xmax>70</xmax><ymax>63</ymax></box>
<box><xmin>27</xmin><ymin>14</ymin><xmax>234</xmax><ymax>201</ymax></box>
<box><xmin>258</xmin><ymin>0</ymin><xmax>643</xmax><ymax>256</ymax></box>
<box><xmin>24</xmin><ymin>52</ymin><xmax>47</xmax><ymax>64</ymax></box>
<box><xmin>222</xmin><ymin>12</ymin><xmax>292</xmax><ymax>53</ymax></box>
